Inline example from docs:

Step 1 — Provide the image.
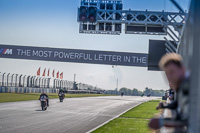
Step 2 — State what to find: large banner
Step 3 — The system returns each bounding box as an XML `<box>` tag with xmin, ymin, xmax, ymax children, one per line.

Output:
<box><xmin>0</xmin><ymin>44</ymin><xmax>148</xmax><ymax>67</ymax></box>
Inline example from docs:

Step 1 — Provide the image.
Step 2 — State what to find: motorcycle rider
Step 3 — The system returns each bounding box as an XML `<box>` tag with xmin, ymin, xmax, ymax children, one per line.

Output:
<box><xmin>121</xmin><ymin>91</ymin><xmax>124</xmax><ymax>97</ymax></box>
<box><xmin>58</xmin><ymin>89</ymin><xmax>65</xmax><ymax>99</ymax></box>
<box><xmin>39</xmin><ymin>92</ymin><xmax>49</xmax><ymax>107</ymax></box>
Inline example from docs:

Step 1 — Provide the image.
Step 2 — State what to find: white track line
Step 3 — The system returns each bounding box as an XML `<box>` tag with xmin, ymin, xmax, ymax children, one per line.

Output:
<box><xmin>86</xmin><ymin>100</ymin><xmax>150</xmax><ymax>133</ymax></box>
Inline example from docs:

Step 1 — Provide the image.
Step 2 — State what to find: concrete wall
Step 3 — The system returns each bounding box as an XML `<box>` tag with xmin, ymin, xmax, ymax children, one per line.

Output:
<box><xmin>0</xmin><ymin>87</ymin><xmax>59</xmax><ymax>94</ymax></box>
<box><xmin>178</xmin><ymin>0</ymin><xmax>200</xmax><ymax>132</ymax></box>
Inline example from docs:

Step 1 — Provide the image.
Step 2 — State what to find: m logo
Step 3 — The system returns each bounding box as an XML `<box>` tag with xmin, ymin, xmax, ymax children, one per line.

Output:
<box><xmin>0</xmin><ymin>48</ymin><xmax>13</xmax><ymax>55</ymax></box>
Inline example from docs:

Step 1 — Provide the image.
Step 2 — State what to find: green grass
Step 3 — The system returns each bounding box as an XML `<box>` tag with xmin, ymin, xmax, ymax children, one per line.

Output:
<box><xmin>93</xmin><ymin>100</ymin><xmax>161</xmax><ymax>133</ymax></box>
<box><xmin>0</xmin><ymin>93</ymin><xmax>113</xmax><ymax>103</ymax></box>
<box><xmin>120</xmin><ymin>100</ymin><xmax>160</xmax><ymax>119</ymax></box>
<box><xmin>93</xmin><ymin>118</ymin><xmax>150</xmax><ymax>133</ymax></box>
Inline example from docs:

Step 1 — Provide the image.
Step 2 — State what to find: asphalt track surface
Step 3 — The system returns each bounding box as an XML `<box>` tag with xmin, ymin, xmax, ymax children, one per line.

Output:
<box><xmin>0</xmin><ymin>96</ymin><xmax>158</xmax><ymax>133</ymax></box>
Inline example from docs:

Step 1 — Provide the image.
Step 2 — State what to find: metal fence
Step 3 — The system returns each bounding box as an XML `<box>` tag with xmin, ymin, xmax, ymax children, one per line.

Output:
<box><xmin>0</xmin><ymin>72</ymin><xmax>103</xmax><ymax>92</ymax></box>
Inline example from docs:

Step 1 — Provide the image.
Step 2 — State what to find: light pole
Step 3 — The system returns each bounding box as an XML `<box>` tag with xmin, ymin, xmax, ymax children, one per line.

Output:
<box><xmin>53</xmin><ymin>79</ymin><xmax>56</xmax><ymax>88</ymax></box>
<box><xmin>33</xmin><ymin>76</ymin><xmax>36</xmax><ymax>87</ymax></box>
<box><xmin>44</xmin><ymin>78</ymin><xmax>46</xmax><ymax>88</ymax></box>
<box><xmin>64</xmin><ymin>80</ymin><xmax>66</xmax><ymax>89</ymax></box>
<box><xmin>56</xmin><ymin>79</ymin><xmax>58</xmax><ymax>88</ymax></box>
<box><xmin>59</xmin><ymin>80</ymin><xmax>61</xmax><ymax>89</ymax></box>
<box><xmin>30</xmin><ymin>76</ymin><xmax>33</xmax><ymax>87</ymax></box>
<box><xmin>2</xmin><ymin>73</ymin><xmax>6</xmax><ymax>86</ymax></box>
<box><xmin>42</xmin><ymin>78</ymin><xmax>45</xmax><ymax>88</ymax></box>
<box><xmin>39</xmin><ymin>77</ymin><xmax>42</xmax><ymax>88</ymax></box>
<box><xmin>27</xmin><ymin>76</ymin><xmax>30</xmax><ymax>87</ymax></box>
<box><xmin>35</xmin><ymin>77</ymin><xmax>38</xmax><ymax>87</ymax></box>
<box><xmin>19</xmin><ymin>74</ymin><xmax>23</xmax><ymax>87</ymax></box>
<box><xmin>47</xmin><ymin>78</ymin><xmax>51</xmax><ymax>88</ymax></box>
<box><xmin>15</xmin><ymin>74</ymin><xmax>19</xmax><ymax>87</ymax></box>
<box><xmin>11</xmin><ymin>74</ymin><xmax>15</xmax><ymax>87</ymax></box>
<box><xmin>7</xmin><ymin>73</ymin><xmax>10</xmax><ymax>87</ymax></box>
<box><xmin>23</xmin><ymin>75</ymin><xmax>26</xmax><ymax>87</ymax></box>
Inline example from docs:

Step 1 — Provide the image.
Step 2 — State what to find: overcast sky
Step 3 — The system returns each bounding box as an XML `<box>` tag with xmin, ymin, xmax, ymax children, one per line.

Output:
<box><xmin>0</xmin><ymin>0</ymin><xmax>190</xmax><ymax>91</ymax></box>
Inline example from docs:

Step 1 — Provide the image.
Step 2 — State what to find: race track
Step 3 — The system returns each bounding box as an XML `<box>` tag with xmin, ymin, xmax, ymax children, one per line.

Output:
<box><xmin>0</xmin><ymin>96</ymin><xmax>158</xmax><ymax>133</ymax></box>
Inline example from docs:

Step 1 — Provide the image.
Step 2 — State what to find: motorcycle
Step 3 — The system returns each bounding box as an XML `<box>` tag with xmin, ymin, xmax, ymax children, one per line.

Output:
<box><xmin>59</xmin><ymin>93</ymin><xmax>64</xmax><ymax>102</ymax></box>
<box><xmin>147</xmin><ymin>94</ymin><xmax>151</xmax><ymax>97</ymax></box>
<box><xmin>40</xmin><ymin>96</ymin><xmax>47</xmax><ymax>111</ymax></box>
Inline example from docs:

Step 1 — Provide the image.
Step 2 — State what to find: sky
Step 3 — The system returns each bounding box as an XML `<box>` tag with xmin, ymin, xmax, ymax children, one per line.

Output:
<box><xmin>0</xmin><ymin>0</ymin><xmax>190</xmax><ymax>91</ymax></box>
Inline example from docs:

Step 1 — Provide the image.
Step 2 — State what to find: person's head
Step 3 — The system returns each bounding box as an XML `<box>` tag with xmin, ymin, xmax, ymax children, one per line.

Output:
<box><xmin>43</xmin><ymin>91</ymin><xmax>45</xmax><ymax>94</ymax></box>
<box><xmin>159</xmin><ymin>53</ymin><xmax>185</xmax><ymax>90</ymax></box>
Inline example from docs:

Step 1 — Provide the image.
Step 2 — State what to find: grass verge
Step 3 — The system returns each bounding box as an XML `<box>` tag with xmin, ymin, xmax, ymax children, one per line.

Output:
<box><xmin>93</xmin><ymin>100</ymin><xmax>161</xmax><ymax>133</ymax></box>
<box><xmin>0</xmin><ymin>93</ymin><xmax>113</xmax><ymax>103</ymax></box>
<box><xmin>121</xmin><ymin>100</ymin><xmax>161</xmax><ymax>119</ymax></box>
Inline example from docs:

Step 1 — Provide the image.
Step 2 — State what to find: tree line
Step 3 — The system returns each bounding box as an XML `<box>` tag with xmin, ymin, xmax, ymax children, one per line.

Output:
<box><xmin>104</xmin><ymin>87</ymin><xmax>165</xmax><ymax>97</ymax></box>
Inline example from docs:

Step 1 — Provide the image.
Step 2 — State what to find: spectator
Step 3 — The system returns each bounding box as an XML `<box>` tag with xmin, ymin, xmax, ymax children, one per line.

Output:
<box><xmin>149</xmin><ymin>53</ymin><xmax>189</xmax><ymax>130</ymax></box>
<box><xmin>158</xmin><ymin>83</ymin><xmax>175</xmax><ymax>109</ymax></box>
<box><xmin>168</xmin><ymin>83</ymin><xmax>175</xmax><ymax>101</ymax></box>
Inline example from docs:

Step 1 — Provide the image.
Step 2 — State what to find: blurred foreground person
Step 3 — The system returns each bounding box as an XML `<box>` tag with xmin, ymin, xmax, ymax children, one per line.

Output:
<box><xmin>149</xmin><ymin>53</ymin><xmax>189</xmax><ymax>131</ymax></box>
